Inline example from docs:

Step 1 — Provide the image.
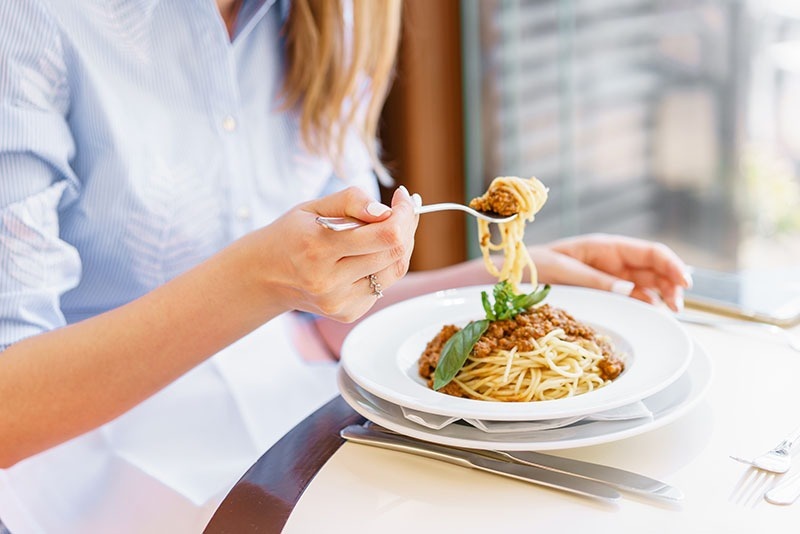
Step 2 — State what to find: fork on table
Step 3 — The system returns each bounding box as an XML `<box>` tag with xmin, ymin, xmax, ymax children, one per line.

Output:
<box><xmin>730</xmin><ymin>423</ymin><xmax>800</xmax><ymax>474</ymax></box>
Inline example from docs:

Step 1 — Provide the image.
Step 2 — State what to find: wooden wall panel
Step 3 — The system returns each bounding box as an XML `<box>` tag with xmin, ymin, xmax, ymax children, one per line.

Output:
<box><xmin>380</xmin><ymin>0</ymin><xmax>467</xmax><ymax>270</ymax></box>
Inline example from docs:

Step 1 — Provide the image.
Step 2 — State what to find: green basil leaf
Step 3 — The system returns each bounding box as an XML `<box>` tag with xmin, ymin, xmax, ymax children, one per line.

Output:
<box><xmin>511</xmin><ymin>292</ymin><xmax>530</xmax><ymax>308</ymax></box>
<box><xmin>492</xmin><ymin>281</ymin><xmax>513</xmax><ymax>319</ymax></box>
<box><xmin>513</xmin><ymin>284</ymin><xmax>551</xmax><ymax>310</ymax></box>
<box><xmin>432</xmin><ymin>282</ymin><xmax>550</xmax><ymax>392</ymax></box>
<box><xmin>481</xmin><ymin>291</ymin><xmax>494</xmax><ymax>320</ymax></box>
<box><xmin>433</xmin><ymin>319</ymin><xmax>490</xmax><ymax>390</ymax></box>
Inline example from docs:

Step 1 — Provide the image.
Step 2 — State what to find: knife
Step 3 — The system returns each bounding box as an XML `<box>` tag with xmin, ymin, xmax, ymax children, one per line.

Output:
<box><xmin>494</xmin><ymin>449</ymin><xmax>683</xmax><ymax>502</ymax></box>
<box><xmin>340</xmin><ymin>425</ymin><xmax>620</xmax><ymax>502</ymax></box>
<box><xmin>362</xmin><ymin>423</ymin><xmax>683</xmax><ymax>502</ymax></box>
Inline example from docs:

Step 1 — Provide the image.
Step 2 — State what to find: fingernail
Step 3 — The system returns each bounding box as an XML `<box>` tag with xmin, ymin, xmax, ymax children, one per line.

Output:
<box><xmin>366</xmin><ymin>201</ymin><xmax>391</xmax><ymax>217</ymax></box>
<box><xmin>642</xmin><ymin>288</ymin><xmax>660</xmax><ymax>304</ymax></box>
<box><xmin>610</xmin><ymin>280</ymin><xmax>635</xmax><ymax>297</ymax></box>
<box><xmin>411</xmin><ymin>193</ymin><xmax>422</xmax><ymax>208</ymax></box>
<box><xmin>675</xmin><ymin>287</ymin><xmax>685</xmax><ymax>312</ymax></box>
<box><xmin>682</xmin><ymin>270</ymin><xmax>693</xmax><ymax>288</ymax></box>
<box><xmin>398</xmin><ymin>185</ymin><xmax>410</xmax><ymax>197</ymax></box>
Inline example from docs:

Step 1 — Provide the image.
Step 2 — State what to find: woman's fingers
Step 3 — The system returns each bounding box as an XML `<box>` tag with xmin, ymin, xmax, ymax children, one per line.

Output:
<box><xmin>341</xmin><ymin>187</ymin><xmax>418</xmax><ymax>316</ymax></box>
<box><xmin>304</xmin><ymin>185</ymin><xmax>392</xmax><ymax>223</ymax></box>
<box><xmin>553</xmin><ymin>233</ymin><xmax>692</xmax><ymax>289</ymax></box>
<box><xmin>263</xmin><ymin>185</ymin><xmax>418</xmax><ymax>323</ymax></box>
<box><xmin>617</xmin><ymin>240</ymin><xmax>692</xmax><ymax>290</ymax></box>
<box><xmin>530</xmin><ymin>247</ymin><xmax>639</xmax><ymax>300</ymax></box>
<box><xmin>304</xmin><ymin>186</ymin><xmax>417</xmax><ymax>258</ymax></box>
<box><xmin>593</xmin><ymin>234</ymin><xmax>692</xmax><ymax>289</ymax></box>
<box><xmin>389</xmin><ymin>185</ymin><xmax>419</xmax><ymax>273</ymax></box>
<box><xmin>544</xmin><ymin>234</ymin><xmax>690</xmax><ymax>311</ymax></box>
<box><xmin>335</xmin><ymin>186</ymin><xmax>418</xmax><ymax>287</ymax></box>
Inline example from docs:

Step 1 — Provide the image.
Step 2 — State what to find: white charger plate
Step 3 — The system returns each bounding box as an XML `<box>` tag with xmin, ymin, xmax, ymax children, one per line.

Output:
<box><xmin>341</xmin><ymin>285</ymin><xmax>693</xmax><ymax>421</ymax></box>
<box><xmin>338</xmin><ymin>341</ymin><xmax>712</xmax><ymax>450</ymax></box>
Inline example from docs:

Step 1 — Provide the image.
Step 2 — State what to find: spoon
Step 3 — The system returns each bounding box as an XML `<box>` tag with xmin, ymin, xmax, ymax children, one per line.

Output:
<box><xmin>765</xmin><ymin>472</ymin><xmax>800</xmax><ymax>505</ymax></box>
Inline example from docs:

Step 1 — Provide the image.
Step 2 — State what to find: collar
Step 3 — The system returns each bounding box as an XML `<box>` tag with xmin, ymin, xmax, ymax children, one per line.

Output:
<box><xmin>233</xmin><ymin>0</ymin><xmax>280</xmax><ymax>42</ymax></box>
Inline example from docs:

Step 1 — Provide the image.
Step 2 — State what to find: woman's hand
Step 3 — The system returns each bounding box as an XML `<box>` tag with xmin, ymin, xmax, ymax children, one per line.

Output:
<box><xmin>530</xmin><ymin>233</ymin><xmax>692</xmax><ymax>312</ymax></box>
<box><xmin>244</xmin><ymin>186</ymin><xmax>419</xmax><ymax>322</ymax></box>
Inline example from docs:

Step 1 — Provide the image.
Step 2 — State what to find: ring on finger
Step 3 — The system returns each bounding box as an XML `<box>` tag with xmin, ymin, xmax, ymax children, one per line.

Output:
<box><xmin>367</xmin><ymin>273</ymin><xmax>384</xmax><ymax>299</ymax></box>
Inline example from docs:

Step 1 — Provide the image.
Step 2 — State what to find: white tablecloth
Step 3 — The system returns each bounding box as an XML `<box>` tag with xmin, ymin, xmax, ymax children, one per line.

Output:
<box><xmin>284</xmin><ymin>316</ymin><xmax>800</xmax><ymax>533</ymax></box>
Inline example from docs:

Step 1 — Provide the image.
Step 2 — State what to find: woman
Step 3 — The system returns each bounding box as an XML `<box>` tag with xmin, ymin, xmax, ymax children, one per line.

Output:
<box><xmin>0</xmin><ymin>1</ymin><xmax>690</xmax><ymax>532</ymax></box>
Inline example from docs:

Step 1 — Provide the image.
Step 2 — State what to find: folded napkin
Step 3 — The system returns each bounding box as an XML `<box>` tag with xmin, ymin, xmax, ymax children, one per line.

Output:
<box><xmin>400</xmin><ymin>400</ymin><xmax>653</xmax><ymax>434</ymax></box>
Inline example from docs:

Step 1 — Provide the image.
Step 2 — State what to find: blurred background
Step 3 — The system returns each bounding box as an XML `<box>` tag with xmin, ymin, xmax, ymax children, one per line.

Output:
<box><xmin>380</xmin><ymin>0</ymin><xmax>800</xmax><ymax>275</ymax></box>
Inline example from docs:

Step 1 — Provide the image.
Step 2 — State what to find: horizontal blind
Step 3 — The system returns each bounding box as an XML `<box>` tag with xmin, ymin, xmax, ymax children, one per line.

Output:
<box><xmin>466</xmin><ymin>0</ymin><xmax>684</xmax><ymax>243</ymax></box>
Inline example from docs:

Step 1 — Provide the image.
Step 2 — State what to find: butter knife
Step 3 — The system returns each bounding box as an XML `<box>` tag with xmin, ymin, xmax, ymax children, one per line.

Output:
<box><xmin>495</xmin><ymin>449</ymin><xmax>683</xmax><ymax>502</ymax></box>
<box><xmin>340</xmin><ymin>425</ymin><xmax>620</xmax><ymax>502</ymax></box>
<box><xmin>362</xmin><ymin>423</ymin><xmax>682</xmax><ymax>502</ymax></box>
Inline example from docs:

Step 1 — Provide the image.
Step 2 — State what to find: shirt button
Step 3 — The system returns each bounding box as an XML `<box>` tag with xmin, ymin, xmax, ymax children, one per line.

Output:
<box><xmin>235</xmin><ymin>206</ymin><xmax>251</xmax><ymax>220</ymax></box>
<box><xmin>222</xmin><ymin>115</ymin><xmax>237</xmax><ymax>132</ymax></box>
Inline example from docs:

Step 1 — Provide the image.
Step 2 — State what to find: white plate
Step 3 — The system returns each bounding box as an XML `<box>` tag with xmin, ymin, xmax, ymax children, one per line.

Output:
<box><xmin>338</xmin><ymin>341</ymin><xmax>712</xmax><ymax>450</ymax></box>
<box><xmin>341</xmin><ymin>285</ymin><xmax>693</xmax><ymax>421</ymax></box>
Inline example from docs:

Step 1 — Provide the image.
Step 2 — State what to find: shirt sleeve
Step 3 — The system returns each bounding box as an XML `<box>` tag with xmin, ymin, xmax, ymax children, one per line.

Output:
<box><xmin>0</xmin><ymin>1</ymin><xmax>82</xmax><ymax>350</ymax></box>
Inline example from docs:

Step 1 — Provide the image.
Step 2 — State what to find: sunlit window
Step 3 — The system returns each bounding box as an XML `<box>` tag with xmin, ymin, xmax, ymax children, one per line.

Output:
<box><xmin>462</xmin><ymin>0</ymin><xmax>800</xmax><ymax>270</ymax></box>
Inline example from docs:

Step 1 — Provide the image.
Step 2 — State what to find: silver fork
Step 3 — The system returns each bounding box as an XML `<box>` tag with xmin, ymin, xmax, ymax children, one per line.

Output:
<box><xmin>730</xmin><ymin>423</ymin><xmax>800</xmax><ymax>474</ymax></box>
<box><xmin>315</xmin><ymin>203</ymin><xmax>518</xmax><ymax>231</ymax></box>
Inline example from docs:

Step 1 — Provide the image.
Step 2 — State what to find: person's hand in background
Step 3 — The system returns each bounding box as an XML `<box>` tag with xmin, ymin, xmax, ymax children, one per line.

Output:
<box><xmin>530</xmin><ymin>233</ymin><xmax>692</xmax><ymax>312</ymax></box>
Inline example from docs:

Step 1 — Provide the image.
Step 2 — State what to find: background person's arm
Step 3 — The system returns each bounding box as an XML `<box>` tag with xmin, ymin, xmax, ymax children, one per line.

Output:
<box><xmin>314</xmin><ymin>232</ymin><xmax>692</xmax><ymax>356</ymax></box>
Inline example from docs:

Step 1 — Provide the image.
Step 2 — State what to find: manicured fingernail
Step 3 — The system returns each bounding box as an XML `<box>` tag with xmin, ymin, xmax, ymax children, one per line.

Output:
<box><xmin>610</xmin><ymin>280</ymin><xmax>635</xmax><ymax>297</ymax></box>
<box><xmin>642</xmin><ymin>288</ymin><xmax>660</xmax><ymax>304</ymax></box>
<box><xmin>366</xmin><ymin>201</ymin><xmax>391</xmax><ymax>216</ymax></box>
<box><xmin>674</xmin><ymin>287</ymin><xmax>685</xmax><ymax>312</ymax></box>
<box><xmin>398</xmin><ymin>185</ymin><xmax>410</xmax><ymax>197</ymax></box>
<box><xmin>411</xmin><ymin>193</ymin><xmax>422</xmax><ymax>207</ymax></box>
<box><xmin>682</xmin><ymin>270</ymin><xmax>693</xmax><ymax>288</ymax></box>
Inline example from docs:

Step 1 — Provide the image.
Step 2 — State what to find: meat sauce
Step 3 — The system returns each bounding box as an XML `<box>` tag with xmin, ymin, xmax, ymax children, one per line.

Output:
<box><xmin>468</xmin><ymin>185</ymin><xmax>519</xmax><ymax>216</ymax></box>
<box><xmin>418</xmin><ymin>304</ymin><xmax>624</xmax><ymax>397</ymax></box>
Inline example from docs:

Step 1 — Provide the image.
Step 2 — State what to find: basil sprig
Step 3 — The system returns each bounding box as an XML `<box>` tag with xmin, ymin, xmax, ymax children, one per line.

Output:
<box><xmin>432</xmin><ymin>281</ymin><xmax>550</xmax><ymax>390</ymax></box>
<box><xmin>481</xmin><ymin>280</ymin><xmax>550</xmax><ymax>320</ymax></box>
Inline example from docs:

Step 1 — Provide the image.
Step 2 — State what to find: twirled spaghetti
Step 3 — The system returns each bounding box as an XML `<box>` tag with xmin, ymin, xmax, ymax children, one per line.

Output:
<box><xmin>468</xmin><ymin>176</ymin><xmax>548</xmax><ymax>289</ymax></box>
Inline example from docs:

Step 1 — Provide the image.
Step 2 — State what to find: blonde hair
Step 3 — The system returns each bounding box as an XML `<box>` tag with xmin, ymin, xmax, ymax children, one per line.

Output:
<box><xmin>283</xmin><ymin>0</ymin><xmax>402</xmax><ymax>184</ymax></box>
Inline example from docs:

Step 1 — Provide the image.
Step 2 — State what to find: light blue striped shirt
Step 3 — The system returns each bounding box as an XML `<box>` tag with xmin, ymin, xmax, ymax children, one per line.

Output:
<box><xmin>1</xmin><ymin>3</ymin><xmax>380</xmax><ymax>529</ymax></box>
<box><xmin>0</xmin><ymin>0</ymin><xmax>379</xmax><ymax>350</ymax></box>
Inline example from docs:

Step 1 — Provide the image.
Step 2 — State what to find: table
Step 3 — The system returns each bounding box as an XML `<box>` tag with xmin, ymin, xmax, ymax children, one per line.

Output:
<box><xmin>205</xmin><ymin>316</ymin><xmax>800</xmax><ymax>533</ymax></box>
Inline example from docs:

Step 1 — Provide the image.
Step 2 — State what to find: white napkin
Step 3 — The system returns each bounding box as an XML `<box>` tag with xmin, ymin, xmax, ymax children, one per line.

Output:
<box><xmin>400</xmin><ymin>400</ymin><xmax>653</xmax><ymax>433</ymax></box>
<box><xmin>400</xmin><ymin>407</ymin><xmax>459</xmax><ymax>430</ymax></box>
